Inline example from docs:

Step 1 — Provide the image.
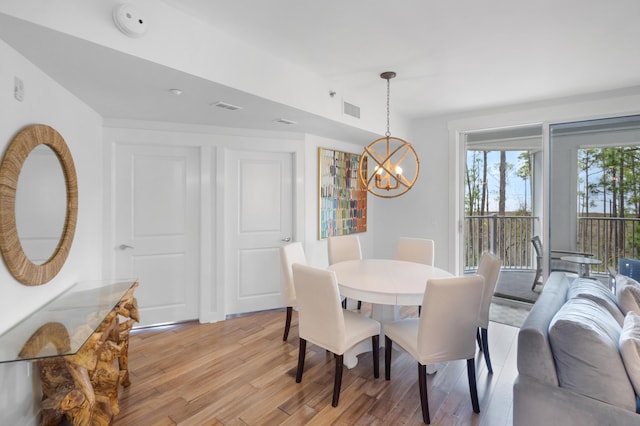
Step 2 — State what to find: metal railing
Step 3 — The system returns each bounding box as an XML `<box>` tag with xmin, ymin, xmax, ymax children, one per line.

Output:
<box><xmin>464</xmin><ymin>215</ymin><xmax>640</xmax><ymax>274</ymax></box>
<box><xmin>577</xmin><ymin>217</ymin><xmax>640</xmax><ymax>274</ymax></box>
<box><xmin>464</xmin><ymin>215</ymin><xmax>537</xmax><ymax>272</ymax></box>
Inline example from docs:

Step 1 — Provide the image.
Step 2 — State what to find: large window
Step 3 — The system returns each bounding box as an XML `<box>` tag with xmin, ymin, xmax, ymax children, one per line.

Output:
<box><xmin>550</xmin><ymin>115</ymin><xmax>640</xmax><ymax>273</ymax></box>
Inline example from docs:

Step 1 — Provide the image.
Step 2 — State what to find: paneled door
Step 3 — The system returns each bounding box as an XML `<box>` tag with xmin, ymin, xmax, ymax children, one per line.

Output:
<box><xmin>225</xmin><ymin>149</ymin><xmax>293</xmax><ymax>315</ymax></box>
<box><xmin>115</xmin><ymin>144</ymin><xmax>200</xmax><ymax>327</ymax></box>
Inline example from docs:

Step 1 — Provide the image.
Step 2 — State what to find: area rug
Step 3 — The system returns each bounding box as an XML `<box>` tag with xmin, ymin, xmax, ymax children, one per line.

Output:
<box><xmin>489</xmin><ymin>300</ymin><xmax>532</xmax><ymax>328</ymax></box>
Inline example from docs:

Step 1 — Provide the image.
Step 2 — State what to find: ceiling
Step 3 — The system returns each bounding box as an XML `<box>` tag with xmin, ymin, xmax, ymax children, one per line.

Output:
<box><xmin>2</xmin><ymin>0</ymin><xmax>640</xmax><ymax>143</ymax></box>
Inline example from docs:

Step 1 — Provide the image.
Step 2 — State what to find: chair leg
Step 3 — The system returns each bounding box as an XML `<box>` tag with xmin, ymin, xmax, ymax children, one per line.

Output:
<box><xmin>342</xmin><ymin>298</ymin><xmax>347</xmax><ymax>309</ymax></box>
<box><xmin>357</xmin><ymin>300</ymin><xmax>362</xmax><ymax>310</ymax></box>
<box><xmin>481</xmin><ymin>327</ymin><xmax>493</xmax><ymax>374</ymax></box>
<box><xmin>332</xmin><ymin>354</ymin><xmax>344</xmax><ymax>407</ymax></box>
<box><xmin>418</xmin><ymin>363</ymin><xmax>430</xmax><ymax>424</ymax></box>
<box><xmin>531</xmin><ymin>270</ymin><xmax>541</xmax><ymax>290</ymax></box>
<box><xmin>476</xmin><ymin>328</ymin><xmax>482</xmax><ymax>352</ymax></box>
<box><xmin>467</xmin><ymin>358</ymin><xmax>480</xmax><ymax>414</ymax></box>
<box><xmin>295</xmin><ymin>338</ymin><xmax>307</xmax><ymax>383</ymax></box>
<box><xmin>372</xmin><ymin>335</ymin><xmax>380</xmax><ymax>378</ymax></box>
<box><xmin>283</xmin><ymin>306</ymin><xmax>293</xmax><ymax>341</ymax></box>
<box><xmin>418</xmin><ymin>305</ymin><xmax>422</xmax><ymax>316</ymax></box>
<box><xmin>384</xmin><ymin>336</ymin><xmax>392</xmax><ymax>380</ymax></box>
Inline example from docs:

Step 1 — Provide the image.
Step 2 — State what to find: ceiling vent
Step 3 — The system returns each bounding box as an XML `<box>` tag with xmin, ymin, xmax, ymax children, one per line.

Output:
<box><xmin>212</xmin><ymin>101</ymin><xmax>243</xmax><ymax>111</ymax></box>
<box><xmin>343</xmin><ymin>101</ymin><xmax>361</xmax><ymax>119</ymax></box>
<box><xmin>273</xmin><ymin>118</ymin><xmax>297</xmax><ymax>125</ymax></box>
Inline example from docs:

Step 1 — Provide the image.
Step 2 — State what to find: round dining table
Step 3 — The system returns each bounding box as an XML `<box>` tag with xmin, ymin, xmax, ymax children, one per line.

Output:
<box><xmin>327</xmin><ymin>258</ymin><xmax>454</xmax><ymax>368</ymax></box>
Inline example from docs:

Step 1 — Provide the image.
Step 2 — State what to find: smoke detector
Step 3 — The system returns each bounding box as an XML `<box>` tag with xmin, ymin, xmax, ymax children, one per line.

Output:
<box><xmin>113</xmin><ymin>4</ymin><xmax>148</xmax><ymax>38</ymax></box>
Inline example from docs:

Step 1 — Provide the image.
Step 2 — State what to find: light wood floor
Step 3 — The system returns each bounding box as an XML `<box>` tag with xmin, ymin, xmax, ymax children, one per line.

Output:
<box><xmin>114</xmin><ymin>304</ymin><xmax>519</xmax><ymax>425</ymax></box>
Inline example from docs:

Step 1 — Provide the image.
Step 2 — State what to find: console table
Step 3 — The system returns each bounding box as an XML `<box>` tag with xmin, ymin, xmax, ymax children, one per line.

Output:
<box><xmin>0</xmin><ymin>280</ymin><xmax>139</xmax><ymax>426</ymax></box>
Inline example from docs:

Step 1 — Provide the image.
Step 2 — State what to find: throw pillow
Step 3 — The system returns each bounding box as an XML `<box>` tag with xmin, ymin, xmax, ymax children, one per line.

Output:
<box><xmin>617</xmin><ymin>274</ymin><xmax>640</xmax><ymax>316</ymax></box>
<box><xmin>568</xmin><ymin>277</ymin><xmax>625</xmax><ymax>325</ymax></box>
<box><xmin>620</xmin><ymin>311</ymin><xmax>640</xmax><ymax>396</ymax></box>
<box><xmin>549</xmin><ymin>297</ymin><xmax>636</xmax><ymax>411</ymax></box>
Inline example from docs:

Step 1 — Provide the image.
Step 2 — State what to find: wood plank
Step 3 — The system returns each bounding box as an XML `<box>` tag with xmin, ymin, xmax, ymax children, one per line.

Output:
<box><xmin>114</xmin><ymin>308</ymin><xmax>518</xmax><ymax>425</ymax></box>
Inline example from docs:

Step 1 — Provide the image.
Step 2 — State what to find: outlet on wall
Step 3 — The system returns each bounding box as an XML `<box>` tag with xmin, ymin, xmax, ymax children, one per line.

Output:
<box><xmin>14</xmin><ymin>76</ymin><xmax>24</xmax><ymax>101</ymax></box>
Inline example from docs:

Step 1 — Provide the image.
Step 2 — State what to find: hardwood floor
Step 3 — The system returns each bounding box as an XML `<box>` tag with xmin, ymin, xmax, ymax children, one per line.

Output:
<box><xmin>114</xmin><ymin>304</ymin><xmax>519</xmax><ymax>425</ymax></box>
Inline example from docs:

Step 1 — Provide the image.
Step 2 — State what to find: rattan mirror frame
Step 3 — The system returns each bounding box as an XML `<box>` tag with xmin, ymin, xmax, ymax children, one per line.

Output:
<box><xmin>0</xmin><ymin>124</ymin><xmax>78</xmax><ymax>285</ymax></box>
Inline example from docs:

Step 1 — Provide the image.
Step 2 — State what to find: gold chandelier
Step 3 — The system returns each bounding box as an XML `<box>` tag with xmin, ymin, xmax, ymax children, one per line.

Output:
<box><xmin>359</xmin><ymin>72</ymin><xmax>419</xmax><ymax>198</ymax></box>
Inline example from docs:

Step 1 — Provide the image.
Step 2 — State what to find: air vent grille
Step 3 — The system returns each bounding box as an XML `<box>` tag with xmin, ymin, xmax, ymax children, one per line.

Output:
<box><xmin>343</xmin><ymin>101</ymin><xmax>361</xmax><ymax>119</ymax></box>
<box><xmin>212</xmin><ymin>101</ymin><xmax>243</xmax><ymax>111</ymax></box>
<box><xmin>273</xmin><ymin>118</ymin><xmax>297</xmax><ymax>125</ymax></box>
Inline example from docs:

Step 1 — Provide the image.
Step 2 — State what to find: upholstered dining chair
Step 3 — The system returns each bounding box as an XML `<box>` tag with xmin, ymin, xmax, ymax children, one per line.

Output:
<box><xmin>328</xmin><ymin>234</ymin><xmax>363</xmax><ymax>309</ymax></box>
<box><xmin>394</xmin><ymin>237</ymin><xmax>435</xmax><ymax>266</ymax></box>
<box><xmin>384</xmin><ymin>274</ymin><xmax>484</xmax><ymax>424</ymax></box>
<box><xmin>280</xmin><ymin>242</ymin><xmax>307</xmax><ymax>342</ymax></box>
<box><xmin>475</xmin><ymin>251</ymin><xmax>502</xmax><ymax>374</ymax></box>
<box><xmin>395</xmin><ymin>237</ymin><xmax>435</xmax><ymax>315</ymax></box>
<box><xmin>292</xmin><ymin>263</ymin><xmax>380</xmax><ymax>407</ymax></box>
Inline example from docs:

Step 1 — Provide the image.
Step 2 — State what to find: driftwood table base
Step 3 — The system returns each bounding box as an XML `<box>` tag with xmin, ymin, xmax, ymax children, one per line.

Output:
<box><xmin>36</xmin><ymin>283</ymin><xmax>139</xmax><ymax>426</ymax></box>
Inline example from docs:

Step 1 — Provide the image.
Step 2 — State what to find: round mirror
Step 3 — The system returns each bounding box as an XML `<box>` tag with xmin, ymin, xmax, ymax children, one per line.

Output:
<box><xmin>16</xmin><ymin>145</ymin><xmax>66</xmax><ymax>265</ymax></box>
<box><xmin>0</xmin><ymin>124</ymin><xmax>78</xmax><ymax>285</ymax></box>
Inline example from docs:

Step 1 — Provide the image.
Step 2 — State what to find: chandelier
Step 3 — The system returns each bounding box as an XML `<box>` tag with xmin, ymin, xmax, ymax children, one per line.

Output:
<box><xmin>359</xmin><ymin>72</ymin><xmax>419</xmax><ymax>198</ymax></box>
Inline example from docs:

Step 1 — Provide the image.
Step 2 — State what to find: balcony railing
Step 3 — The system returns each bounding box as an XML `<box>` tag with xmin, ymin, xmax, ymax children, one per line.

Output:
<box><xmin>577</xmin><ymin>217</ymin><xmax>640</xmax><ymax>274</ymax></box>
<box><xmin>464</xmin><ymin>215</ymin><xmax>640</xmax><ymax>274</ymax></box>
<box><xmin>464</xmin><ymin>215</ymin><xmax>537</xmax><ymax>272</ymax></box>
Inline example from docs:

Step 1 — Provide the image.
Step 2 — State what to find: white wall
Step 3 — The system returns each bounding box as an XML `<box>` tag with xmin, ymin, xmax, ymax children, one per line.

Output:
<box><xmin>0</xmin><ymin>39</ymin><xmax>103</xmax><ymax>425</ymax></box>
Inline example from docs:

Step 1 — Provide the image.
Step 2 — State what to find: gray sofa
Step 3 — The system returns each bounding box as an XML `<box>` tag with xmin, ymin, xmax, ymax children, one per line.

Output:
<box><xmin>513</xmin><ymin>271</ymin><xmax>640</xmax><ymax>426</ymax></box>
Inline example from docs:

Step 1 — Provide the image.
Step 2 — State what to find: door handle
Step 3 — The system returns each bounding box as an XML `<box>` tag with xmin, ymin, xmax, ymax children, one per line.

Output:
<box><xmin>119</xmin><ymin>244</ymin><xmax>135</xmax><ymax>250</ymax></box>
<box><xmin>281</xmin><ymin>237</ymin><xmax>291</xmax><ymax>242</ymax></box>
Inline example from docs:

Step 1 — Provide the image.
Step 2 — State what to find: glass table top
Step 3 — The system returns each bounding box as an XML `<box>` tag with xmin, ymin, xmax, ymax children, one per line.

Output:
<box><xmin>0</xmin><ymin>279</ymin><xmax>137</xmax><ymax>364</ymax></box>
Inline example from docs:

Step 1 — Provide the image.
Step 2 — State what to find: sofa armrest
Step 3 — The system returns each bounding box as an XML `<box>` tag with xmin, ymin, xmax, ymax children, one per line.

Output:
<box><xmin>517</xmin><ymin>272</ymin><xmax>569</xmax><ymax>386</ymax></box>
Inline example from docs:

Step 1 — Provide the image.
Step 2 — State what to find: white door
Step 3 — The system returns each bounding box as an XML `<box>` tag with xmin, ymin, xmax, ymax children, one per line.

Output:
<box><xmin>225</xmin><ymin>149</ymin><xmax>293</xmax><ymax>315</ymax></box>
<box><xmin>115</xmin><ymin>144</ymin><xmax>200</xmax><ymax>327</ymax></box>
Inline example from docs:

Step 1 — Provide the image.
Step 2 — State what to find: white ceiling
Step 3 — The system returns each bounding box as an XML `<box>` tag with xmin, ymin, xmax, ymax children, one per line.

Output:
<box><xmin>2</xmin><ymin>0</ymin><xmax>640</xmax><ymax>142</ymax></box>
<box><xmin>163</xmin><ymin>0</ymin><xmax>640</xmax><ymax>117</ymax></box>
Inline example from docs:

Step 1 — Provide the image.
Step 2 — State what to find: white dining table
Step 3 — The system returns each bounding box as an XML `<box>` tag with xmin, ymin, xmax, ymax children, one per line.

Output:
<box><xmin>328</xmin><ymin>258</ymin><xmax>454</xmax><ymax>369</ymax></box>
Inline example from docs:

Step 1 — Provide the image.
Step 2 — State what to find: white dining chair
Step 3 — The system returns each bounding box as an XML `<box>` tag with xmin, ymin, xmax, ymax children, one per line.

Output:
<box><xmin>476</xmin><ymin>251</ymin><xmax>502</xmax><ymax>374</ymax></box>
<box><xmin>292</xmin><ymin>263</ymin><xmax>380</xmax><ymax>407</ymax></box>
<box><xmin>395</xmin><ymin>237</ymin><xmax>435</xmax><ymax>315</ymax></box>
<box><xmin>384</xmin><ymin>274</ymin><xmax>484</xmax><ymax>424</ymax></box>
<box><xmin>394</xmin><ymin>237</ymin><xmax>435</xmax><ymax>266</ymax></box>
<box><xmin>328</xmin><ymin>234</ymin><xmax>363</xmax><ymax>309</ymax></box>
<box><xmin>280</xmin><ymin>242</ymin><xmax>307</xmax><ymax>342</ymax></box>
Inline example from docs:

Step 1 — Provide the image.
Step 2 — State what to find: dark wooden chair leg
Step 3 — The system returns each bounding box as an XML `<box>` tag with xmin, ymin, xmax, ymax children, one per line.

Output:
<box><xmin>418</xmin><ymin>363</ymin><xmax>430</xmax><ymax>424</ymax></box>
<box><xmin>476</xmin><ymin>328</ymin><xmax>482</xmax><ymax>351</ymax></box>
<box><xmin>372</xmin><ymin>335</ymin><xmax>379</xmax><ymax>378</ymax></box>
<box><xmin>332</xmin><ymin>354</ymin><xmax>344</xmax><ymax>407</ymax></box>
<box><xmin>418</xmin><ymin>305</ymin><xmax>422</xmax><ymax>316</ymax></box>
<box><xmin>481</xmin><ymin>328</ymin><xmax>493</xmax><ymax>374</ymax></box>
<box><xmin>385</xmin><ymin>336</ymin><xmax>392</xmax><ymax>380</ymax></box>
<box><xmin>467</xmin><ymin>358</ymin><xmax>480</xmax><ymax>414</ymax></box>
<box><xmin>342</xmin><ymin>298</ymin><xmax>347</xmax><ymax>309</ymax></box>
<box><xmin>357</xmin><ymin>300</ymin><xmax>362</xmax><ymax>310</ymax></box>
<box><xmin>283</xmin><ymin>306</ymin><xmax>293</xmax><ymax>341</ymax></box>
<box><xmin>295</xmin><ymin>338</ymin><xmax>307</xmax><ymax>383</ymax></box>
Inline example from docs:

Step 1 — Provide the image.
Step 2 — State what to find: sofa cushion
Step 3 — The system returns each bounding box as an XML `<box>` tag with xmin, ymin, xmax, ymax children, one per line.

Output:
<box><xmin>617</xmin><ymin>274</ymin><xmax>640</xmax><ymax>316</ymax></box>
<box><xmin>549</xmin><ymin>297</ymin><xmax>636</xmax><ymax>411</ymax></box>
<box><xmin>568</xmin><ymin>277</ymin><xmax>624</xmax><ymax>325</ymax></box>
<box><xmin>620</xmin><ymin>311</ymin><xmax>640</xmax><ymax>396</ymax></box>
